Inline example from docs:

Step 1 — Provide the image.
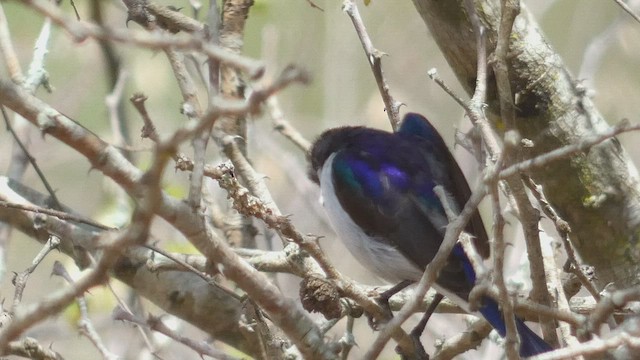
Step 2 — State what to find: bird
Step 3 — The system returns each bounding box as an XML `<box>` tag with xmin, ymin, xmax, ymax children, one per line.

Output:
<box><xmin>307</xmin><ymin>112</ymin><xmax>552</xmax><ymax>357</ymax></box>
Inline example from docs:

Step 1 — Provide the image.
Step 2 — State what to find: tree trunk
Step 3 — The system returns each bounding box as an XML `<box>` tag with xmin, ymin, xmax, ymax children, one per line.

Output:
<box><xmin>411</xmin><ymin>0</ymin><xmax>640</xmax><ymax>288</ymax></box>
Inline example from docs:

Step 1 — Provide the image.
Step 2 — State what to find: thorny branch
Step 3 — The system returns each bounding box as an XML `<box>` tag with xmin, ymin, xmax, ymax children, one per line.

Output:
<box><xmin>11</xmin><ymin>235</ymin><xmax>60</xmax><ymax>310</ymax></box>
<box><xmin>0</xmin><ymin>33</ymin><xmax>336</xmax><ymax>360</ymax></box>
<box><xmin>0</xmin><ymin>142</ymin><xmax>169</xmax><ymax>350</ymax></box>
<box><xmin>21</xmin><ymin>0</ymin><xmax>264</xmax><ymax>78</ymax></box>
<box><xmin>5</xmin><ymin>337</ymin><xmax>63</xmax><ymax>360</ymax></box>
<box><xmin>2</xmin><ymin>106</ymin><xmax>62</xmax><ymax>209</ymax></box>
<box><xmin>2</xmin><ymin>0</ymin><xmax>640</xmax><ymax>359</ymax></box>
<box><xmin>52</xmin><ymin>261</ymin><xmax>118</xmax><ymax>360</ymax></box>
<box><xmin>112</xmin><ymin>305</ymin><xmax>240</xmax><ymax>360</ymax></box>
<box><xmin>342</xmin><ymin>0</ymin><xmax>402</xmax><ymax>130</ymax></box>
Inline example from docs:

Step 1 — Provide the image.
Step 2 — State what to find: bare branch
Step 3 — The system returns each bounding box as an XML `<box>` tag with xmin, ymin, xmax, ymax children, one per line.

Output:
<box><xmin>51</xmin><ymin>262</ymin><xmax>118</xmax><ymax>360</ymax></box>
<box><xmin>21</xmin><ymin>0</ymin><xmax>264</xmax><ymax>78</ymax></box>
<box><xmin>6</xmin><ymin>337</ymin><xmax>63</xmax><ymax>360</ymax></box>
<box><xmin>432</xmin><ymin>319</ymin><xmax>492</xmax><ymax>360</ymax></box>
<box><xmin>0</xmin><ymin>200</ymin><xmax>114</xmax><ymax>231</ymax></box>
<box><xmin>113</xmin><ymin>305</ymin><xmax>240</xmax><ymax>360</ymax></box>
<box><xmin>342</xmin><ymin>0</ymin><xmax>402</xmax><ymax>130</ymax></box>
<box><xmin>496</xmin><ymin>120</ymin><xmax>640</xmax><ymax>181</ymax></box>
<box><xmin>11</xmin><ymin>235</ymin><xmax>60</xmax><ymax>310</ymax></box>
<box><xmin>105</xmin><ymin>70</ymin><xmax>130</xmax><ymax>150</ymax></box>
<box><xmin>0</xmin><ymin>75</ymin><xmax>336</xmax><ymax>360</ymax></box>
<box><xmin>488</xmin><ymin>181</ymin><xmax>520</xmax><ymax>359</ymax></box>
<box><xmin>427</xmin><ymin>68</ymin><xmax>471</xmax><ymax>113</ymax></box>
<box><xmin>268</xmin><ymin>96</ymin><xmax>311</xmax><ymax>152</ymax></box>
<box><xmin>523</xmin><ymin>176</ymin><xmax>600</xmax><ymax>301</ymax></box>
<box><xmin>530</xmin><ymin>317</ymin><xmax>640</xmax><ymax>360</ymax></box>
<box><xmin>1</xmin><ymin>106</ymin><xmax>62</xmax><ymax>210</ymax></box>
<box><xmin>0</xmin><ymin>177</ymin><xmax>256</xmax><ymax>354</ymax></box>
<box><xmin>613</xmin><ymin>0</ymin><xmax>640</xmax><ymax>24</ymax></box>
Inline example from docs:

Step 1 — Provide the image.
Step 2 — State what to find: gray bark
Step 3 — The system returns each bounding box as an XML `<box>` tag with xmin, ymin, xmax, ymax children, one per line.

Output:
<box><xmin>0</xmin><ymin>177</ymin><xmax>259</xmax><ymax>356</ymax></box>
<box><xmin>411</xmin><ymin>0</ymin><xmax>640</xmax><ymax>288</ymax></box>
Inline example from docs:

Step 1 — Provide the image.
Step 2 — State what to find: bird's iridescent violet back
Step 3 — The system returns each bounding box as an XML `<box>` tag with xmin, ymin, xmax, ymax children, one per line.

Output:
<box><xmin>308</xmin><ymin>113</ymin><xmax>552</xmax><ymax>357</ymax></box>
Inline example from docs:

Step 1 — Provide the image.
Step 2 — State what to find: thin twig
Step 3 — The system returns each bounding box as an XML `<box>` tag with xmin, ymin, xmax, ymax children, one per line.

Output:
<box><xmin>490</xmin><ymin>181</ymin><xmax>520</xmax><ymax>359</ymax></box>
<box><xmin>540</xmin><ymin>232</ymin><xmax>582</xmax><ymax>350</ymax></box>
<box><xmin>11</xmin><ymin>236</ymin><xmax>60</xmax><ymax>310</ymax></box>
<box><xmin>51</xmin><ymin>261</ymin><xmax>118</xmax><ymax>360</ymax></box>
<box><xmin>432</xmin><ymin>319</ymin><xmax>492</xmax><ymax>360</ymax></box>
<box><xmin>268</xmin><ymin>96</ymin><xmax>311</xmax><ymax>152</ymax></box>
<box><xmin>465</xmin><ymin>0</ymin><xmax>488</xmax><ymax>107</ymax></box>
<box><xmin>112</xmin><ymin>305</ymin><xmax>240</xmax><ymax>360</ymax></box>
<box><xmin>496</xmin><ymin>120</ymin><xmax>640</xmax><ymax>180</ymax></box>
<box><xmin>0</xmin><ymin>126</ymin><xmax>171</xmax><ymax>350</ymax></box>
<box><xmin>587</xmin><ymin>286</ymin><xmax>640</xmax><ymax>335</ymax></box>
<box><xmin>305</xmin><ymin>0</ymin><xmax>324</xmax><ymax>12</ymax></box>
<box><xmin>339</xmin><ymin>315</ymin><xmax>356</xmax><ymax>360</ymax></box>
<box><xmin>522</xmin><ymin>176</ymin><xmax>600</xmax><ymax>301</ymax></box>
<box><xmin>466</xmin><ymin>0</ymin><xmax>523</xmax><ymax>355</ymax></box>
<box><xmin>4</xmin><ymin>3</ymin><xmax>55</xmax><ymax>181</ymax></box>
<box><xmin>530</xmin><ymin>318</ymin><xmax>640</xmax><ymax>360</ymax></box>
<box><xmin>131</xmin><ymin>93</ymin><xmax>161</xmax><ymax>142</ymax></box>
<box><xmin>6</xmin><ymin>337</ymin><xmax>64</xmax><ymax>360</ymax></box>
<box><xmin>206</xmin><ymin>0</ymin><xmax>221</xmax><ymax>100</ymax></box>
<box><xmin>105</xmin><ymin>70</ymin><xmax>130</xmax><ymax>150</ymax></box>
<box><xmin>613</xmin><ymin>0</ymin><xmax>640</xmax><ymax>24</ymax></box>
<box><xmin>22</xmin><ymin>0</ymin><xmax>265</xmax><ymax>78</ymax></box>
<box><xmin>487</xmin><ymin>0</ymin><xmax>558</xmax><ymax>344</ymax></box>
<box><xmin>103</xmin><ymin>279</ymin><xmax>157</xmax><ymax>354</ymax></box>
<box><xmin>1</xmin><ymin>106</ymin><xmax>62</xmax><ymax>210</ymax></box>
<box><xmin>0</xmin><ymin>200</ymin><xmax>114</xmax><ymax>231</ymax></box>
<box><xmin>145</xmin><ymin>1</ymin><xmax>205</xmax><ymax>33</ymax></box>
<box><xmin>427</xmin><ymin>68</ymin><xmax>471</xmax><ymax>112</ymax></box>
<box><xmin>163</xmin><ymin>47</ymin><xmax>208</xmax><ymax>209</ymax></box>
<box><xmin>456</xmin><ymin>0</ymin><xmax>501</xmax><ymax>160</ymax></box>
<box><xmin>490</xmin><ymin>0</ymin><xmax>519</xmax><ymax>130</ymax></box>
<box><xmin>342</xmin><ymin>0</ymin><xmax>402</xmax><ymax>130</ymax></box>
<box><xmin>508</xmin><ymin>175</ymin><xmax>558</xmax><ymax>345</ymax></box>
<box><xmin>143</xmin><ymin>244</ymin><xmax>241</xmax><ymax>300</ymax></box>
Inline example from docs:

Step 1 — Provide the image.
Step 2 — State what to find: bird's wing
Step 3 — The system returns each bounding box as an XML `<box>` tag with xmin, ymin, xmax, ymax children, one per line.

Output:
<box><xmin>327</xmin><ymin>118</ymin><xmax>551</xmax><ymax>356</ymax></box>
<box><xmin>398</xmin><ymin>113</ymin><xmax>489</xmax><ymax>257</ymax></box>
<box><xmin>330</xmin><ymin>134</ymin><xmax>473</xmax><ymax>299</ymax></box>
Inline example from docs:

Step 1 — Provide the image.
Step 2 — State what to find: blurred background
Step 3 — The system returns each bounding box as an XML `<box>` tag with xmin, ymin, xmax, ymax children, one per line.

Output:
<box><xmin>1</xmin><ymin>0</ymin><xmax>639</xmax><ymax>358</ymax></box>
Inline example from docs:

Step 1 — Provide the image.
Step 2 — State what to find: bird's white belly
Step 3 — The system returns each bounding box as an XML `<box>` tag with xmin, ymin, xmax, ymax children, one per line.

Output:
<box><xmin>319</xmin><ymin>157</ymin><xmax>424</xmax><ymax>283</ymax></box>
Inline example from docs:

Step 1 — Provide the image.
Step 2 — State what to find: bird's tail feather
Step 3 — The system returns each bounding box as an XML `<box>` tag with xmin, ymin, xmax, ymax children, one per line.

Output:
<box><xmin>479</xmin><ymin>297</ymin><xmax>553</xmax><ymax>357</ymax></box>
<box><xmin>515</xmin><ymin>317</ymin><xmax>554</xmax><ymax>357</ymax></box>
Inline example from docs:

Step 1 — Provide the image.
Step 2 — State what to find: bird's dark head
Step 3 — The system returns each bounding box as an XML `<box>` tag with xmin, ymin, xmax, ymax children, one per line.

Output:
<box><xmin>307</xmin><ymin>126</ymin><xmax>368</xmax><ymax>184</ymax></box>
<box><xmin>307</xmin><ymin>113</ymin><xmax>440</xmax><ymax>184</ymax></box>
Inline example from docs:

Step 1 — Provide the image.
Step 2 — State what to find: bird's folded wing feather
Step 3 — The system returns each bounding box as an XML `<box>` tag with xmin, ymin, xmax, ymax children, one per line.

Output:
<box><xmin>330</xmin><ymin>134</ymin><xmax>474</xmax><ymax>299</ymax></box>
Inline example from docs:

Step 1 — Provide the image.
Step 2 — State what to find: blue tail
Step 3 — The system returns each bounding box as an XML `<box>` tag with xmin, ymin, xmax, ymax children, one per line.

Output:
<box><xmin>516</xmin><ymin>315</ymin><xmax>554</xmax><ymax>357</ymax></box>
<box><xmin>452</xmin><ymin>244</ymin><xmax>553</xmax><ymax>356</ymax></box>
<box><xmin>479</xmin><ymin>297</ymin><xmax>553</xmax><ymax>356</ymax></box>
